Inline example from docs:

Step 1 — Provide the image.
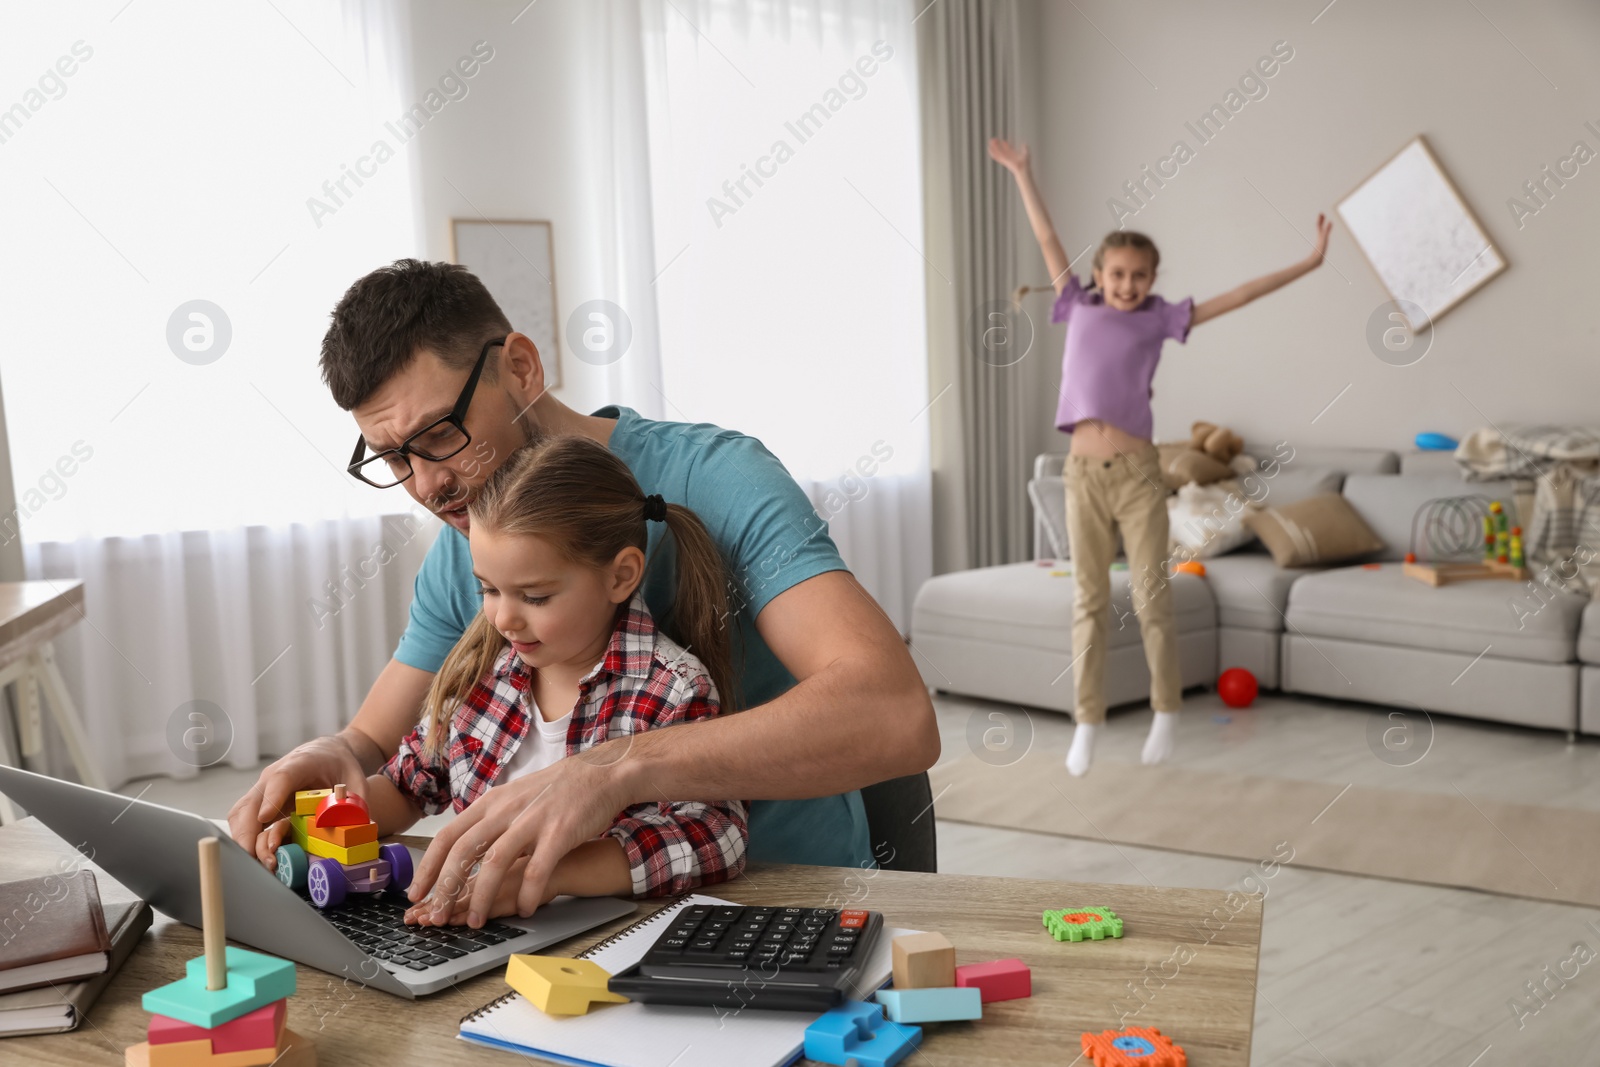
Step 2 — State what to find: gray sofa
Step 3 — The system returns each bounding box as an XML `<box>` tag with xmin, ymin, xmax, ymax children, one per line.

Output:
<box><xmin>913</xmin><ymin>445</ymin><xmax>1598</xmax><ymax>738</ymax></box>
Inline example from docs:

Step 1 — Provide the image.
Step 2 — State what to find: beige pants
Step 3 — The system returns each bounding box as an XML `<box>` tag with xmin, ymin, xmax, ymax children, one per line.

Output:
<box><xmin>1064</xmin><ymin>444</ymin><xmax>1182</xmax><ymax>724</ymax></box>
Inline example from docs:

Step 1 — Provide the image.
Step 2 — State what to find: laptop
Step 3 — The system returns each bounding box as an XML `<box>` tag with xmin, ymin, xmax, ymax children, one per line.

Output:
<box><xmin>0</xmin><ymin>765</ymin><xmax>637</xmax><ymax>997</ymax></box>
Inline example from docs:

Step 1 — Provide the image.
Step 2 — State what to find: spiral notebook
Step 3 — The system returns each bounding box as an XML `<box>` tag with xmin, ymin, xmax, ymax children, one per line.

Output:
<box><xmin>458</xmin><ymin>894</ymin><xmax>909</xmax><ymax>1067</ymax></box>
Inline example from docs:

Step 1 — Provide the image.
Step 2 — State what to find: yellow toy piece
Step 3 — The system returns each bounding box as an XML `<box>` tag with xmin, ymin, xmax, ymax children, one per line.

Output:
<box><xmin>292</xmin><ymin>789</ymin><xmax>332</xmax><ymax>817</ymax></box>
<box><xmin>288</xmin><ymin>814</ymin><xmax>379</xmax><ymax>865</ymax></box>
<box><xmin>505</xmin><ymin>955</ymin><xmax>630</xmax><ymax>1016</ymax></box>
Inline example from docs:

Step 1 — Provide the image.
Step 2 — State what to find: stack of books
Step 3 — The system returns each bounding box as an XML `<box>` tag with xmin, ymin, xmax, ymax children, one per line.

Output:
<box><xmin>0</xmin><ymin>869</ymin><xmax>151</xmax><ymax>1036</ymax></box>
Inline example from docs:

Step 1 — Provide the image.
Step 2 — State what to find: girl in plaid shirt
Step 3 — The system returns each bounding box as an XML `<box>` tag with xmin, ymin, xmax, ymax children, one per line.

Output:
<box><xmin>286</xmin><ymin>435</ymin><xmax>746</xmax><ymax>922</ymax></box>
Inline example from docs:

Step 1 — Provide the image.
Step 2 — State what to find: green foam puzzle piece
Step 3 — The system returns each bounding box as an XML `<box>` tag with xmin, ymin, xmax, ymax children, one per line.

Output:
<box><xmin>876</xmin><ymin>986</ymin><xmax>983</xmax><ymax>1023</ymax></box>
<box><xmin>1043</xmin><ymin>906</ymin><xmax>1124</xmax><ymax>942</ymax></box>
<box><xmin>141</xmin><ymin>946</ymin><xmax>296</xmax><ymax>1029</ymax></box>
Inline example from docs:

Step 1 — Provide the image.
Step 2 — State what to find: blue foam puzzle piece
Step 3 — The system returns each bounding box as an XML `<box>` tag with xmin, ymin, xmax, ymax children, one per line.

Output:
<box><xmin>804</xmin><ymin>1000</ymin><xmax>922</xmax><ymax>1067</ymax></box>
<box><xmin>141</xmin><ymin>946</ymin><xmax>296</xmax><ymax>1029</ymax></box>
<box><xmin>875</xmin><ymin>986</ymin><xmax>982</xmax><ymax>1023</ymax></box>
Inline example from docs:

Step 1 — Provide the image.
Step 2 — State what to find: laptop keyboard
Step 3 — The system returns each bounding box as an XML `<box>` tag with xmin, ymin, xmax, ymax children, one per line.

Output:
<box><xmin>321</xmin><ymin>896</ymin><xmax>526</xmax><ymax>972</ymax></box>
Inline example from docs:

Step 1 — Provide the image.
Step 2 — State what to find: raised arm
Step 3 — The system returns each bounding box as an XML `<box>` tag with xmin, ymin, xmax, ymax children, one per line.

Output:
<box><xmin>1191</xmin><ymin>213</ymin><xmax>1333</xmax><ymax>328</ymax></box>
<box><xmin>988</xmin><ymin>138</ymin><xmax>1072</xmax><ymax>293</ymax></box>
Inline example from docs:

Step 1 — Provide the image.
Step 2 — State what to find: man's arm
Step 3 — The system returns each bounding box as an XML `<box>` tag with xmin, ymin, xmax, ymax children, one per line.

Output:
<box><xmin>1191</xmin><ymin>213</ymin><xmax>1332</xmax><ymax>328</ymax></box>
<box><xmin>405</xmin><ymin>570</ymin><xmax>940</xmax><ymax>925</ymax></box>
<box><xmin>226</xmin><ymin>657</ymin><xmax>435</xmax><ymax>855</ymax></box>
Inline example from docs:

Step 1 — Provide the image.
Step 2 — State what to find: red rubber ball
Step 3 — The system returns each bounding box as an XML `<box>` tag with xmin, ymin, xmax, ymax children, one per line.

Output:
<box><xmin>1217</xmin><ymin>667</ymin><xmax>1258</xmax><ymax>708</ymax></box>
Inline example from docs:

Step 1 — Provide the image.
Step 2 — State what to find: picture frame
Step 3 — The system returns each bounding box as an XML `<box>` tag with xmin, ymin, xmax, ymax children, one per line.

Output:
<box><xmin>449</xmin><ymin>218</ymin><xmax>561</xmax><ymax>389</ymax></box>
<box><xmin>1336</xmin><ymin>135</ymin><xmax>1506</xmax><ymax>330</ymax></box>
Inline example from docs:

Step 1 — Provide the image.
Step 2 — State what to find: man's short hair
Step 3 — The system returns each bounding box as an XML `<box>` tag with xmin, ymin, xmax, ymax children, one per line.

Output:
<box><xmin>320</xmin><ymin>258</ymin><xmax>513</xmax><ymax>411</ymax></box>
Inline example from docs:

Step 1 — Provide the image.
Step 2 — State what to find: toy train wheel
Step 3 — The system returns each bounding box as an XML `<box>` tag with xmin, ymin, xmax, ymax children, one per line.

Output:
<box><xmin>379</xmin><ymin>842</ymin><xmax>413</xmax><ymax>892</ymax></box>
<box><xmin>307</xmin><ymin>857</ymin><xmax>348</xmax><ymax>908</ymax></box>
<box><xmin>275</xmin><ymin>843</ymin><xmax>309</xmax><ymax>891</ymax></box>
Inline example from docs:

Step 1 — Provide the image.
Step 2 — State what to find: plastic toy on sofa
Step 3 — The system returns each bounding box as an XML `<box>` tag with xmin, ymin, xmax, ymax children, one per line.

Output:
<box><xmin>274</xmin><ymin>784</ymin><xmax>413</xmax><ymax>908</ymax></box>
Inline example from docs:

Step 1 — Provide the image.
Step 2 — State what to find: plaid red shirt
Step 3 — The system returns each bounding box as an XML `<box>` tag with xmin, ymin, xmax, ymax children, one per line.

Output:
<box><xmin>382</xmin><ymin>594</ymin><xmax>747</xmax><ymax>897</ymax></box>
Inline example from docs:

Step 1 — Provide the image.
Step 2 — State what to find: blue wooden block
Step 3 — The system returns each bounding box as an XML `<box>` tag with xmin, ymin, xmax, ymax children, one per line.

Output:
<box><xmin>804</xmin><ymin>1000</ymin><xmax>921</xmax><ymax>1067</ymax></box>
<box><xmin>141</xmin><ymin>947</ymin><xmax>296</xmax><ymax>1029</ymax></box>
<box><xmin>875</xmin><ymin>986</ymin><xmax>982</xmax><ymax>1023</ymax></box>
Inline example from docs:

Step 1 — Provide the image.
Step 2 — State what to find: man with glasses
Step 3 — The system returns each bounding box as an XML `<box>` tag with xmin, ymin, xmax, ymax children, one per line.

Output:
<box><xmin>228</xmin><ymin>259</ymin><xmax>940</xmax><ymax>926</ymax></box>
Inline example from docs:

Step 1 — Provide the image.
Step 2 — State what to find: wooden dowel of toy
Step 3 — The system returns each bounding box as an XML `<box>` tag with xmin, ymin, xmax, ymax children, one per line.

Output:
<box><xmin>333</xmin><ymin>783</ymin><xmax>346</xmax><ymax>803</ymax></box>
<box><xmin>198</xmin><ymin>837</ymin><xmax>227</xmax><ymax>991</ymax></box>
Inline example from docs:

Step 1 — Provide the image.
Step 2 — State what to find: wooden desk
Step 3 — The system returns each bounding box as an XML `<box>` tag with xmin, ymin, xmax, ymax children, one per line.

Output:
<box><xmin>0</xmin><ymin>580</ymin><xmax>103</xmax><ymax>823</ymax></box>
<box><xmin>2</xmin><ymin>818</ymin><xmax>1262</xmax><ymax>1065</ymax></box>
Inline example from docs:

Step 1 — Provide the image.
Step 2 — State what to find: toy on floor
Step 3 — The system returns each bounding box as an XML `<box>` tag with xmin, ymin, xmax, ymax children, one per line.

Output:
<box><xmin>804</xmin><ymin>1000</ymin><xmax>922</xmax><ymax>1067</ymax></box>
<box><xmin>1402</xmin><ymin>496</ymin><xmax>1527</xmax><ymax>586</ymax></box>
<box><xmin>274</xmin><ymin>784</ymin><xmax>413</xmax><ymax>908</ymax></box>
<box><xmin>1174</xmin><ymin>560</ymin><xmax>1206</xmax><ymax>577</ymax></box>
<box><xmin>505</xmin><ymin>954</ymin><xmax>629</xmax><ymax>1015</ymax></box>
<box><xmin>126</xmin><ymin>838</ymin><xmax>315</xmax><ymax>1065</ymax></box>
<box><xmin>875</xmin><ymin>986</ymin><xmax>981</xmax><ymax>1023</ymax></box>
<box><xmin>1042</xmin><ymin>907</ymin><xmax>1123</xmax><ymax>942</ymax></box>
<box><xmin>1081</xmin><ymin>1025</ymin><xmax>1186</xmax><ymax>1067</ymax></box>
<box><xmin>954</xmin><ymin>957</ymin><xmax>1031</xmax><ymax>1002</ymax></box>
<box><xmin>1216</xmin><ymin>667</ymin><xmax>1258</xmax><ymax>709</ymax></box>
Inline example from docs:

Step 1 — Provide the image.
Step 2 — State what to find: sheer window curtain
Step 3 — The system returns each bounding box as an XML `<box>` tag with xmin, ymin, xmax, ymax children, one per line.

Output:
<box><xmin>1</xmin><ymin>1</ymin><xmax>429</xmax><ymax>787</ymax></box>
<box><xmin>638</xmin><ymin>0</ymin><xmax>933</xmax><ymax>631</ymax></box>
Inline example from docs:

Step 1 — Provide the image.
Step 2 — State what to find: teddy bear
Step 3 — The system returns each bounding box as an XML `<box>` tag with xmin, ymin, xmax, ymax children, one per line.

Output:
<box><xmin>1190</xmin><ymin>420</ymin><xmax>1244</xmax><ymax>464</ymax></box>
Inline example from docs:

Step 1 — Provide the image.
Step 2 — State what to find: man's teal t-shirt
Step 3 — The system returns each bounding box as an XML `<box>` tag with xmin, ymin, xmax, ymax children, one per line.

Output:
<box><xmin>392</xmin><ymin>405</ymin><xmax>872</xmax><ymax>869</ymax></box>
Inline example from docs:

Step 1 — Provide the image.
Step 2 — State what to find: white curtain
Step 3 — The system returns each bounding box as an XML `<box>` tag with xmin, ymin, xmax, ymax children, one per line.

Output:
<box><xmin>1</xmin><ymin>1</ymin><xmax>425</xmax><ymax>786</ymax></box>
<box><xmin>638</xmin><ymin>0</ymin><xmax>933</xmax><ymax>631</ymax></box>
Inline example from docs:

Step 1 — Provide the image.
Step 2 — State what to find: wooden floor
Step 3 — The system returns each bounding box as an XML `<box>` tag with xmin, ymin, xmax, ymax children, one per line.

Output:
<box><xmin>119</xmin><ymin>690</ymin><xmax>1600</xmax><ymax>1065</ymax></box>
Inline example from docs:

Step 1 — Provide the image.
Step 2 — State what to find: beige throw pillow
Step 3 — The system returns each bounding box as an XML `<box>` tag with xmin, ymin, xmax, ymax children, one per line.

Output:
<box><xmin>1241</xmin><ymin>492</ymin><xmax>1384</xmax><ymax>567</ymax></box>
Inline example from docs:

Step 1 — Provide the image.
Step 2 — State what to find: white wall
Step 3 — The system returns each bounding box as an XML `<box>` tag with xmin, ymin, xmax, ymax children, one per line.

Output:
<box><xmin>405</xmin><ymin>0</ymin><xmax>640</xmax><ymax>418</ymax></box>
<box><xmin>1024</xmin><ymin>0</ymin><xmax>1600</xmax><ymax>459</ymax></box>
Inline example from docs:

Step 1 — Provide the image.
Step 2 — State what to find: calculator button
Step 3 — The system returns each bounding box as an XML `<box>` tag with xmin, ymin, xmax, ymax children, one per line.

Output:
<box><xmin>703</xmin><ymin>920</ymin><xmax>730</xmax><ymax>933</ymax></box>
<box><xmin>810</xmin><ymin>908</ymin><xmax>836</xmax><ymax>920</ymax></box>
<box><xmin>839</xmin><ymin>910</ymin><xmax>867</xmax><ymax>929</ymax></box>
<box><xmin>771</xmin><ymin>921</ymin><xmax>795</xmax><ymax>934</ymax></box>
<box><xmin>762</xmin><ymin>931</ymin><xmax>789</xmax><ymax>943</ymax></box>
<box><xmin>684</xmin><ymin>906</ymin><xmax>711</xmax><ymax>921</ymax></box>
<box><xmin>658</xmin><ymin>937</ymin><xmax>688</xmax><ymax>952</ymax></box>
<box><xmin>828</xmin><ymin>944</ymin><xmax>855</xmax><ymax>956</ymax></box>
<box><xmin>780</xmin><ymin>908</ymin><xmax>805</xmax><ymax>917</ymax></box>
<box><xmin>726</xmin><ymin>948</ymin><xmax>750</xmax><ymax>961</ymax></box>
<box><xmin>748</xmin><ymin>908</ymin><xmax>775</xmax><ymax>920</ymax></box>
<box><xmin>670</xmin><ymin>926</ymin><xmax>698</xmax><ymax>939</ymax></box>
<box><xmin>712</xmin><ymin>907</ymin><xmax>742</xmax><ymax>921</ymax></box>
<box><xmin>780</xmin><ymin>950</ymin><xmax>811</xmax><ymax>966</ymax></box>
<box><xmin>690</xmin><ymin>937</ymin><xmax>721</xmax><ymax>951</ymax></box>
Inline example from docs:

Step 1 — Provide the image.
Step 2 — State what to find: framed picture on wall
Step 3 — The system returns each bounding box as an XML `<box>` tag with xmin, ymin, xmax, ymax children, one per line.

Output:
<box><xmin>449</xmin><ymin>218</ymin><xmax>561</xmax><ymax>388</ymax></box>
<box><xmin>1336</xmin><ymin>135</ymin><xmax>1506</xmax><ymax>330</ymax></box>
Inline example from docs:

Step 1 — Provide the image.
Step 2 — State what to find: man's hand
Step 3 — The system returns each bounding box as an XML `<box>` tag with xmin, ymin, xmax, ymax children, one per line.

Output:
<box><xmin>226</xmin><ymin>733</ymin><xmax>374</xmax><ymax>860</ymax></box>
<box><xmin>406</xmin><ymin>742</ymin><xmax>632</xmax><ymax>927</ymax></box>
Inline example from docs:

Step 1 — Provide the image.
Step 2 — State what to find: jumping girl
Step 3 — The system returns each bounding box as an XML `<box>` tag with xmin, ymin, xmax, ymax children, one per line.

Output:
<box><xmin>989</xmin><ymin>136</ymin><xmax>1331</xmax><ymax>776</ymax></box>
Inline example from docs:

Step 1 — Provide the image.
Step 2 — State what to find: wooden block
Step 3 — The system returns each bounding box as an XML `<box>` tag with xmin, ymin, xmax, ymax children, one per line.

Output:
<box><xmin>313</xmin><ymin>785</ymin><xmax>369</xmax><ymax>828</ymax></box>
<box><xmin>305</xmin><ymin>820</ymin><xmax>377</xmax><ymax>848</ymax></box>
<box><xmin>875</xmin><ymin>986</ymin><xmax>982</xmax><ymax>1023</ymax></box>
<box><xmin>289</xmin><ymin>815</ymin><xmax>379</xmax><ymax>865</ymax></box>
<box><xmin>343</xmin><ymin>858</ymin><xmax>391</xmax><ymax>893</ymax></box>
<box><xmin>144</xmin><ymin>1035</ymin><xmax>282</xmax><ymax>1067</ymax></box>
<box><xmin>131</xmin><ymin>1029</ymin><xmax>315</xmax><ymax>1067</ymax></box>
<box><xmin>292</xmin><ymin>789</ymin><xmax>332</xmax><ymax>817</ymax></box>
<box><xmin>505</xmin><ymin>955</ymin><xmax>630</xmax><ymax>1015</ymax></box>
<box><xmin>805</xmin><ymin>1001</ymin><xmax>921</xmax><ymax>1067</ymax></box>
<box><xmin>890</xmin><ymin>933</ymin><xmax>955</xmax><ymax>990</ymax></box>
<box><xmin>149</xmin><ymin>999</ymin><xmax>285</xmax><ymax>1051</ymax></box>
<box><xmin>955</xmin><ymin>958</ymin><xmax>1031</xmax><ymax>1002</ymax></box>
<box><xmin>141</xmin><ymin>947</ymin><xmax>297</xmax><ymax>1030</ymax></box>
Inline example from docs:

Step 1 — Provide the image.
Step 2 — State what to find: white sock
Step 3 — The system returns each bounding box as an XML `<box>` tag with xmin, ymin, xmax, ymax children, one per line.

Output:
<box><xmin>1066</xmin><ymin>722</ymin><xmax>1099</xmax><ymax>777</ymax></box>
<box><xmin>1141</xmin><ymin>710</ymin><xmax>1178</xmax><ymax>765</ymax></box>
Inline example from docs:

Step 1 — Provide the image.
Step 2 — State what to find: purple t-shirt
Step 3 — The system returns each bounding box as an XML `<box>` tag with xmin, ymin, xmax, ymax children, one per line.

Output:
<box><xmin>1051</xmin><ymin>274</ymin><xmax>1193</xmax><ymax>440</ymax></box>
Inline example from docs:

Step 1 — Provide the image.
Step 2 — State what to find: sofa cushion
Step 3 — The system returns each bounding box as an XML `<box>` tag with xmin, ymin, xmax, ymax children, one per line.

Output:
<box><xmin>1399</xmin><ymin>450</ymin><xmax>1463</xmax><ymax>476</ymax></box>
<box><xmin>1201</xmin><ymin>552</ymin><xmax>1320</xmax><ymax>632</ymax></box>
<box><xmin>1286</xmin><ymin>563</ymin><xmax>1583</xmax><ymax>664</ymax></box>
<box><xmin>1240</xmin><ymin>443</ymin><xmax>1399</xmax><ymax>475</ymax></box>
<box><xmin>1028</xmin><ymin>477</ymin><xmax>1068</xmax><ymax>558</ymax></box>
<box><xmin>1243</xmin><ymin>493</ymin><xmax>1386</xmax><ymax>567</ymax></box>
<box><xmin>1341</xmin><ymin>474</ymin><xmax>1522</xmax><ymax>563</ymax></box>
<box><xmin>1580</xmin><ymin>601</ymin><xmax>1600</xmax><ymax>665</ymax></box>
<box><xmin>1235</xmin><ymin>466</ymin><xmax>1345</xmax><ymax>510</ymax></box>
<box><xmin>912</xmin><ymin>561</ymin><xmax>1215</xmax><ymax>655</ymax></box>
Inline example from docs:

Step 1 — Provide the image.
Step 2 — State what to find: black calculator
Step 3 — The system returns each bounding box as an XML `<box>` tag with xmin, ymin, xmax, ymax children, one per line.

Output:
<box><xmin>607</xmin><ymin>904</ymin><xmax>883</xmax><ymax>1012</ymax></box>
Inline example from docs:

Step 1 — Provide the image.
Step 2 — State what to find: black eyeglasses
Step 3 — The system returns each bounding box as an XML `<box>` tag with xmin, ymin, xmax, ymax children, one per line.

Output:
<box><xmin>347</xmin><ymin>336</ymin><xmax>505</xmax><ymax>488</ymax></box>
